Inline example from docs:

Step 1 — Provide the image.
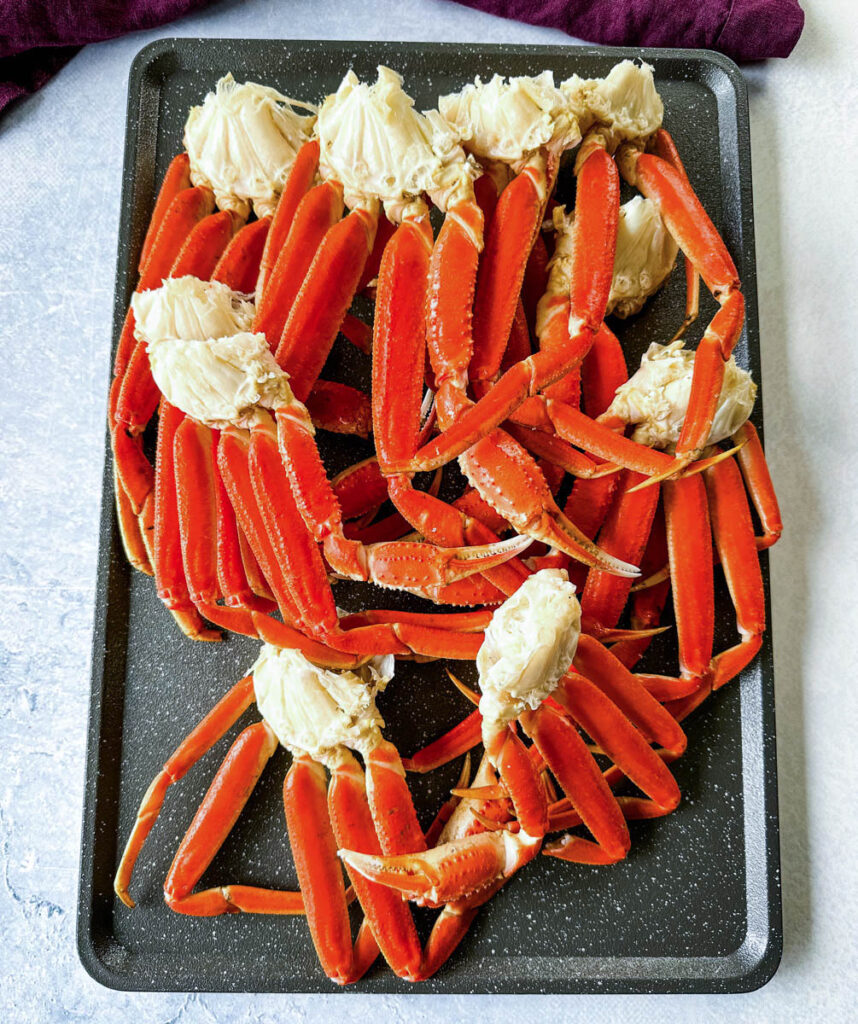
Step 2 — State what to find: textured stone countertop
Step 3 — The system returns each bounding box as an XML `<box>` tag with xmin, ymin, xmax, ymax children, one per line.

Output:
<box><xmin>1</xmin><ymin>0</ymin><xmax>856</xmax><ymax>1020</ymax></box>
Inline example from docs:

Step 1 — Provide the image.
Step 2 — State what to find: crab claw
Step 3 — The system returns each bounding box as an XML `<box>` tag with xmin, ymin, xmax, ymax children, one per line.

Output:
<box><xmin>338</xmin><ymin>829</ymin><xmax>541</xmax><ymax>908</ymax></box>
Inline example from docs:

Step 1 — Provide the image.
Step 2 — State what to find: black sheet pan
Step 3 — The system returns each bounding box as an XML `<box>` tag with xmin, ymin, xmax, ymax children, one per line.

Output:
<box><xmin>78</xmin><ymin>38</ymin><xmax>781</xmax><ymax>994</ymax></box>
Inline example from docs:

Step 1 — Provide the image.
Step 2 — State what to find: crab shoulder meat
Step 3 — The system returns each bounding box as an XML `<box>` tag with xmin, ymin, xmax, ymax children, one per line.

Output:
<box><xmin>606</xmin><ymin>340</ymin><xmax>757</xmax><ymax>449</ymax></box>
<box><xmin>183</xmin><ymin>73</ymin><xmax>316</xmax><ymax>218</ymax></box>
<box><xmin>132</xmin><ymin>277</ymin><xmax>301</xmax><ymax>430</ymax></box>
<box><xmin>563</xmin><ymin>59</ymin><xmax>663</xmax><ymax>148</ymax></box>
<box><xmin>252</xmin><ymin>645</ymin><xmax>394</xmax><ymax>769</ymax></box>
<box><xmin>608</xmin><ymin>196</ymin><xmax>678</xmax><ymax>317</ymax></box>
<box><xmin>438</xmin><ymin>70</ymin><xmax>581</xmax><ymax>174</ymax></box>
<box><xmin>477</xmin><ymin>568</ymin><xmax>581</xmax><ymax>741</ymax></box>
<box><xmin>316</xmin><ymin>65</ymin><xmax>478</xmax><ymax>221</ymax></box>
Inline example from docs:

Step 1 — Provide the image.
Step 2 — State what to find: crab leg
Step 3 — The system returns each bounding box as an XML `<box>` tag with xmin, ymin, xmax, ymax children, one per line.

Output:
<box><xmin>274</xmin><ymin>204</ymin><xmax>378</xmax><ymax>402</ymax></box>
<box><xmin>573</xmin><ymin>634</ymin><xmax>687</xmax><ymax>755</ymax></box>
<box><xmin>212</xmin><ymin>216</ymin><xmax>271</xmax><ymax>292</ymax></box>
<box><xmin>468</xmin><ymin>154</ymin><xmax>553</xmax><ymax>384</ymax></box>
<box><xmin>164</xmin><ymin>722</ymin><xmax>304</xmax><ymax>916</ymax></box>
<box><xmin>137</xmin><ymin>153</ymin><xmax>192</xmax><ymax>272</ymax></box>
<box><xmin>256</xmin><ymin>138</ymin><xmax>321</xmax><ymax>298</ymax></box>
<box><xmin>254</xmin><ymin>181</ymin><xmax>344</xmax><ymax>346</ymax></box>
<box><xmin>114</xmin><ymin>674</ymin><xmax>256</xmax><ymax>906</ymax></box>
<box><xmin>551</xmin><ymin>674</ymin><xmax>680</xmax><ymax>812</ymax></box>
<box><xmin>284</xmin><ymin>755</ymin><xmax>379</xmax><ymax>985</ymax></box>
<box><xmin>520</xmin><ymin>701</ymin><xmax>630</xmax><ymax>863</ymax></box>
<box><xmin>733</xmin><ymin>422</ymin><xmax>783</xmax><ymax>548</ymax></box>
<box><xmin>402</xmin><ymin>708</ymin><xmax>483</xmax><ymax>773</ymax></box>
<box><xmin>663</xmin><ymin>473</ymin><xmax>714</xmax><ymax>679</ymax></box>
<box><xmin>580</xmin><ymin>471</ymin><xmax>660</xmax><ymax>632</ymax></box>
<box><xmin>305</xmin><ymin>381</ymin><xmax>372</xmax><ymax>437</ymax></box>
<box><xmin>618</xmin><ymin>144</ymin><xmax>745</xmax><ymax>463</ymax></box>
<box><xmin>273</xmin><ymin>413</ymin><xmax>531</xmax><ymax>598</ymax></box>
<box><xmin>341</xmin><ymin>828</ymin><xmax>542</xmax><ymax>908</ymax></box>
<box><xmin>328</xmin><ymin>753</ymin><xmax>422</xmax><ymax>981</ymax></box>
<box><xmin>409</xmin><ymin>140</ymin><xmax>618</xmax><ymax>472</ymax></box>
<box><xmin>704</xmin><ymin>454</ymin><xmax>766</xmax><ymax>666</ymax></box>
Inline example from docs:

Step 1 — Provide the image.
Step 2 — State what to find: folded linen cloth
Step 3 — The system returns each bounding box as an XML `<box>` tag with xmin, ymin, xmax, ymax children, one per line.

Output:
<box><xmin>455</xmin><ymin>0</ymin><xmax>805</xmax><ymax>62</ymax></box>
<box><xmin>0</xmin><ymin>0</ymin><xmax>805</xmax><ymax>118</ymax></box>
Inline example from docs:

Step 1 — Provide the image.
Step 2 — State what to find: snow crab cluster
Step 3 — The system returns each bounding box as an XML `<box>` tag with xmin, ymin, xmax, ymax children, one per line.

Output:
<box><xmin>110</xmin><ymin>62</ymin><xmax>782</xmax><ymax>984</ymax></box>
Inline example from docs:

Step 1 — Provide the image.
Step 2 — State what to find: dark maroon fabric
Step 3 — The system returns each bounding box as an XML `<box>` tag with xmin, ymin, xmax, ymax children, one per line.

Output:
<box><xmin>0</xmin><ymin>1</ymin><xmax>212</xmax><ymax>114</ymax></box>
<box><xmin>0</xmin><ymin>0</ymin><xmax>805</xmax><ymax>118</ymax></box>
<box><xmin>455</xmin><ymin>0</ymin><xmax>805</xmax><ymax>62</ymax></box>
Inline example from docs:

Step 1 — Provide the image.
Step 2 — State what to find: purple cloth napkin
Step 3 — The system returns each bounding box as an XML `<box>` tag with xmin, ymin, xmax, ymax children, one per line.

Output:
<box><xmin>455</xmin><ymin>0</ymin><xmax>805</xmax><ymax>62</ymax></box>
<box><xmin>1</xmin><ymin>0</ymin><xmax>805</xmax><ymax>118</ymax></box>
<box><xmin>0</xmin><ymin>1</ymin><xmax>211</xmax><ymax>115</ymax></box>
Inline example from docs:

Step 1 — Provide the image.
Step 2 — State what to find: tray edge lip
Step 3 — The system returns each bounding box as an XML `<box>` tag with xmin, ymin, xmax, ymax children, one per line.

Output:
<box><xmin>76</xmin><ymin>34</ymin><xmax>781</xmax><ymax>996</ymax></box>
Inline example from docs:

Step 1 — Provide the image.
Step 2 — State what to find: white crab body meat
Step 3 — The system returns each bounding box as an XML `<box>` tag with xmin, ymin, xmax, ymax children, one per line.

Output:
<box><xmin>316</xmin><ymin>66</ymin><xmax>478</xmax><ymax>221</ymax></box>
<box><xmin>606</xmin><ymin>340</ymin><xmax>757</xmax><ymax>449</ymax></box>
<box><xmin>477</xmin><ymin>569</ymin><xmax>581</xmax><ymax>741</ymax></box>
<box><xmin>563</xmin><ymin>60</ymin><xmax>663</xmax><ymax>148</ymax></box>
<box><xmin>132</xmin><ymin>276</ymin><xmax>255</xmax><ymax>343</ymax></box>
<box><xmin>439</xmin><ymin>71</ymin><xmax>581</xmax><ymax>175</ymax></box>
<box><xmin>607</xmin><ymin>196</ymin><xmax>678</xmax><ymax>317</ymax></box>
<box><xmin>132</xmin><ymin>277</ymin><xmax>300</xmax><ymax>430</ymax></box>
<box><xmin>252</xmin><ymin>645</ymin><xmax>394</xmax><ymax>769</ymax></box>
<box><xmin>183</xmin><ymin>73</ymin><xmax>316</xmax><ymax>219</ymax></box>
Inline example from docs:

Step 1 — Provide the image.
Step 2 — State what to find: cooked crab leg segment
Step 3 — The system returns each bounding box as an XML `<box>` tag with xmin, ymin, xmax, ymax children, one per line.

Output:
<box><xmin>163</xmin><ymin>721</ymin><xmax>301</xmax><ymax>916</ymax></box>
<box><xmin>114</xmin><ymin>674</ymin><xmax>256</xmax><ymax>907</ymax></box>
<box><xmin>617</xmin><ymin>145</ymin><xmax>745</xmax><ymax>462</ymax></box>
<box><xmin>254</xmin><ymin>180</ymin><xmax>345</xmax><ymax>346</ymax></box>
<box><xmin>138</xmin><ymin>153</ymin><xmax>193</xmax><ymax>272</ymax></box>
<box><xmin>212</xmin><ymin>216</ymin><xmax>271</xmax><ymax>292</ymax></box>
<box><xmin>256</xmin><ymin>645</ymin><xmax>423</xmax><ymax>982</ymax></box>
<box><xmin>285</xmin><ymin>755</ymin><xmax>381</xmax><ymax>984</ymax></box>
<box><xmin>256</xmin><ymin>138</ymin><xmax>321</xmax><ymax>297</ymax></box>
<box><xmin>733</xmin><ymin>422</ymin><xmax>783</xmax><ymax>548</ymax></box>
<box><xmin>664</xmin><ymin>474</ymin><xmax>714</xmax><ymax>680</ymax></box>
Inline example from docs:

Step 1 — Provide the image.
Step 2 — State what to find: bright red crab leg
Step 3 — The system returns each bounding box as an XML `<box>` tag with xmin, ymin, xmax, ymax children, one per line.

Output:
<box><xmin>649</xmin><ymin>129</ymin><xmax>701</xmax><ymax>340</ymax></box>
<box><xmin>468</xmin><ymin>153</ymin><xmax>553</xmax><ymax>384</ymax></box>
<box><xmin>328</xmin><ymin>752</ymin><xmax>422</xmax><ymax>981</ymax></box>
<box><xmin>284</xmin><ymin>755</ymin><xmax>379</xmax><ymax>985</ymax></box>
<box><xmin>551</xmin><ymin>674</ymin><xmax>680</xmax><ymax>812</ymax></box>
<box><xmin>409</xmin><ymin>142</ymin><xmax>618</xmax><ymax>472</ymax></box>
<box><xmin>274</xmin><ymin>411</ymin><xmax>531</xmax><ymax>599</ymax></box>
<box><xmin>152</xmin><ymin>401</ymin><xmax>220</xmax><ymax>642</ymax></box>
<box><xmin>254</xmin><ymin>180</ymin><xmax>344</xmax><ymax>346</ymax></box>
<box><xmin>275</xmin><ymin>204</ymin><xmax>377</xmax><ymax>401</ymax></box>
<box><xmin>704</xmin><ymin>453</ymin><xmax>766</xmax><ymax>665</ymax></box>
<box><xmin>212</xmin><ymin>216</ymin><xmax>271</xmax><ymax>292</ymax></box>
<box><xmin>733</xmin><ymin>422</ymin><xmax>783</xmax><ymax>548</ymax></box>
<box><xmin>138</xmin><ymin>153</ymin><xmax>192</xmax><ymax>273</ymax></box>
<box><xmin>402</xmin><ymin>708</ymin><xmax>483</xmax><ymax>773</ymax></box>
<box><xmin>663</xmin><ymin>473</ymin><xmax>714</xmax><ymax>679</ymax></box>
<box><xmin>618</xmin><ymin>145</ymin><xmax>745</xmax><ymax>462</ymax></box>
<box><xmin>114</xmin><ymin>674</ymin><xmax>256</xmax><ymax>906</ymax></box>
<box><xmin>520</xmin><ymin>701</ymin><xmax>630</xmax><ymax>862</ymax></box>
<box><xmin>365</xmin><ymin>740</ymin><xmax>426</xmax><ymax>855</ymax></box>
<box><xmin>256</xmin><ymin>138</ymin><xmax>321</xmax><ymax>298</ymax></box>
<box><xmin>340</xmin><ymin>829</ymin><xmax>542</xmax><ymax>908</ymax></box>
<box><xmin>305</xmin><ymin>381</ymin><xmax>372</xmax><ymax>437</ymax></box>
<box><xmin>580</xmin><ymin>470</ymin><xmax>660</xmax><ymax>631</ymax></box>
<box><xmin>113</xmin><ymin>470</ymin><xmax>153</xmax><ymax>575</ymax></box>
<box><xmin>481</xmin><ymin>721</ymin><xmax>549</xmax><ymax>838</ymax></box>
<box><xmin>164</xmin><ymin>721</ymin><xmax>304</xmax><ymax>916</ymax></box>
<box><xmin>573</xmin><ymin>634</ymin><xmax>687</xmax><ymax>755</ymax></box>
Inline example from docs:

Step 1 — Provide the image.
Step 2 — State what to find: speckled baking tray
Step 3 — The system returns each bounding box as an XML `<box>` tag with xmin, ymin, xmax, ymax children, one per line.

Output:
<box><xmin>78</xmin><ymin>38</ymin><xmax>781</xmax><ymax>994</ymax></box>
